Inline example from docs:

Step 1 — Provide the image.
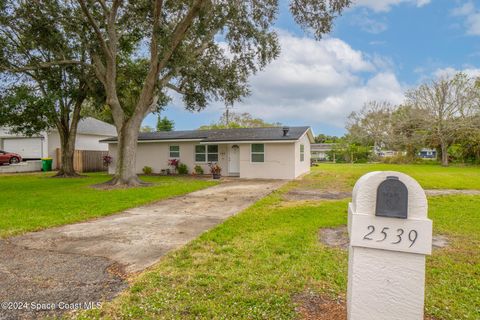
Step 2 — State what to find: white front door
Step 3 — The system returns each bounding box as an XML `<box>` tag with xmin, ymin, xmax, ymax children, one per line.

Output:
<box><xmin>228</xmin><ymin>144</ymin><xmax>240</xmax><ymax>175</ymax></box>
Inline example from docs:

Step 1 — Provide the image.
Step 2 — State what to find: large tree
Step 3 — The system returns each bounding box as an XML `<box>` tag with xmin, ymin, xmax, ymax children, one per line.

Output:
<box><xmin>67</xmin><ymin>0</ymin><xmax>351</xmax><ymax>186</ymax></box>
<box><xmin>406</xmin><ymin>73</ymin><xmax>480</xmax><ymax>166</ymax></box>
<box><xmin>0</xmin><ymin>0</ymin><xmax>97</xmax><ymax>177</ymax></box>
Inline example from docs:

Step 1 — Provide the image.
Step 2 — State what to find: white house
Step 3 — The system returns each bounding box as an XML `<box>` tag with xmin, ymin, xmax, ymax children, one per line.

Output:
<box><xmin>104</xmin><ymin>126</ymin><xmax>314</xmax><ymax>180</ymax></box>
<box><xmin>0</xmin><ymin>117</ymin><xmax>116</xmax><ymax>168</ymax></box>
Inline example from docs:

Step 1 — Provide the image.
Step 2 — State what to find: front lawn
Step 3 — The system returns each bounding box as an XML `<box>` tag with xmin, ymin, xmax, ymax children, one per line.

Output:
<box><xmin>77</xmin><ymin>164</ymin><xmax>480</xmax><ymax>320</ymax></box>
<box><xmin>0</xmin><ymin>173</ymin><xmax>217</xmax><ymax>238</ymax></box>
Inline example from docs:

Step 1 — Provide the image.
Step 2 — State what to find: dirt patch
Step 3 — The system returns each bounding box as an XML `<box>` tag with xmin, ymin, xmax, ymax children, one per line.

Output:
<box><xmin>285</xmin><ymin>188</ymin><xmax>480</xmax><ymax>202</ymax></box>
<box><xmin>294</xmin><ymin>291</ymin><xmax>437</xmax><ymax>320</ymax></box>
<box><xmin>284</xmin><ymin>189</ymin><xmax>351</xmax><ymax>201</ymax></box>
<box><xmin>425</xmin><ymin>189</ymin><xmax>480</xmax><ymax>196</ymax></box>
<box><xmin>319</xmin><ymin>226</ymin><xmax>449</xmax><ymax>250</ymax></box>
<box><xmin>294</xmin><ymin>291</ymin><xmax>346</xmax><ymax>320</ymax></box>
<box><xmin>318</xmin><ymin>227</ymin><xmax>349</xmax><ymax>249</ymax></box>
<box><xmin>0</xmin><ymin>241</ymin><xmax>127</xmax><ymax>320</ymax></box>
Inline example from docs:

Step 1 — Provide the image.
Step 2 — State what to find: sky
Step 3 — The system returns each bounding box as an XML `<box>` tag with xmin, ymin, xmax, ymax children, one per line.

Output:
<box><xmin>142</xmin><ymin>0</ymin><xmax>480</xmax><ymax>136</ymax></box>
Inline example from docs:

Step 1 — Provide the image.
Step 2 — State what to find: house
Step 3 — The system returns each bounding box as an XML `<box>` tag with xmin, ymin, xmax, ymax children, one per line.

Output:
<box><xmin>103</xmin><ymin>126</ymin><xmax>314</xmax><ymax>180</ymax></box>
<box><xmin>311</xmin><ymin>143</ymin><xmax>336</xmax><ymax>162</ymax></box>
<box><xmin>0</xmin><ymin>117</ymin><xmax>116</xmax><ymax>169</ymax></box>
<box><xmin>418</xmin><ymin>148</ymin><xmax>437</xmax><ymax>159</ymax></box>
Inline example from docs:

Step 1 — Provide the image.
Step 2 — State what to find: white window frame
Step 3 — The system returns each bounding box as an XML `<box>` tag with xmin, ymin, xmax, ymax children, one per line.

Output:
<box><xmin>169</xmin><ymin>145</ymin><xmax>180</xmax><ymax>158</ymax></box>
<box><xmin>300</xmin><ymin>144</ymin><xmax>305</xmax><ymax>162</ymax></box>
<box><xmin>251</xmin><ymin>143</ymin><xmax>265</xmax><ymax>163</ymax></box>
<box><xmin>195</xmin><ymin>144</ymin><xmax>219</xmax><ymax>163</ymax></box>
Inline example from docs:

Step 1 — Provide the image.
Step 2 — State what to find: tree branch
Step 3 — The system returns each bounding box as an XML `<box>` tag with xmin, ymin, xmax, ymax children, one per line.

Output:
<box><xmin>77</xmin><ymin>0</ymin><xmax>111</xmax><ymax>58</ymax></box>
<box><xmin>0</xmin><ymin>60</ymin><xmax>90</xmax><ymax>73</ymax></box>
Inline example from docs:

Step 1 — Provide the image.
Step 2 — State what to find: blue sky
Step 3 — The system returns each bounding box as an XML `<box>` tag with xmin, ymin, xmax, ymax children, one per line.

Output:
<box><xmin>143</xmin><ymin>0</ymin><xmax>480</xmax><ymax>136</ymax></box>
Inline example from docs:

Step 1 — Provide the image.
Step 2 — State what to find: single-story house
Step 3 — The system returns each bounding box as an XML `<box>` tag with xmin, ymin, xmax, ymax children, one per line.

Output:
<box><xmin>418</xmin><ymin>148</ymin><xmax>437</xmax><ymax>159</ymax></box>
<box><xmin>0</xmin><ymin>117</ymin><xmax>116</xmax><ymax>168</ymax></box>
<box><xmin>103</xmin><ymin>126</ymin><xmax>314</xmax><ymax>180</ymax></box>
<box><xmin>311</xmin><ymin>143</ymin><xmax>336</xmax><ymax>162</ymax></box>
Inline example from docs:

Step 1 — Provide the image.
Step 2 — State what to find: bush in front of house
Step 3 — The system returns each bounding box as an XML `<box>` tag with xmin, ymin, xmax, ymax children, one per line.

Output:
<box><xmin>194</xmin><ymin>165</ymin><xmax>204</xmax><ymax>175</ymax></box>
<box><xmin>142</xmin><ymin>166</ymin><xmax>153</xmax><ymax>175</ymax></box>
<box><xmin>178</xmin><ymin>163</ymin><xmax>188</xmax><ymax>174</ymax></box>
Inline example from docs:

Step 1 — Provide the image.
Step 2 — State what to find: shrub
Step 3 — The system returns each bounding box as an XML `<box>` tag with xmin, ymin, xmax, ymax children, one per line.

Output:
<box><xmin>103</xmin><ymin>155</ymin><xmax>112</xmax><ymax>167</ymax></box>
<box><xmin>208</xmin><ymin>162</ymin><xmax>222</xmax><ymax>174</ymax></box>
<box><xmin>142</xmin><ymin>166</ymin><xmax>153</xmax><ymax>175</ymax></box>
<box><xmin>178</xmin><ymin>163</ymin><xmax>188</xmax><ymax>174</ymax></box>
<box><xmin>194</xmin><ymin>165</ymin><xmax>204</xmax><ymax>175</ymax></box>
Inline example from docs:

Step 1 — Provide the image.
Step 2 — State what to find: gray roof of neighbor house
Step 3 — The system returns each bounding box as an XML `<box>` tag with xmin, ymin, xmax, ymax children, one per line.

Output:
<box><xmin>77</xmin><ymin>117</ymin><xmax>116</xmax><ymax>136</ymax></box>
<box><xmin>311</xmin><ymin>143</ymin><xmax>336</xmax><ymax>151</ymax></box>
<box><xmin>102</xmin><ymin>126</ymin><xmax>311</xmax><ymax>143</ymax></box>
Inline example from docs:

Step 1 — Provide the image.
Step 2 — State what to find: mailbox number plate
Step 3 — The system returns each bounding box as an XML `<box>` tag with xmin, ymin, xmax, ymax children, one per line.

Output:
<box><xmin>363</xmin><ymin>225</ymin><xmax>418</xmax><ymax>247</ymax></box>
<box><xmin>350</xmin><ymin>214</ymin><xmax>432</xmax><ymax>255</ymax></box>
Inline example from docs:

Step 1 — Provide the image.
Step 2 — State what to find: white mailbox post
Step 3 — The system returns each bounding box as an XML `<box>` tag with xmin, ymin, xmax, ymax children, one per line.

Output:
<box><xmin>347</xmin><ymin>171</ymin><xmax>432</xmax><ymax>320</ymax></box>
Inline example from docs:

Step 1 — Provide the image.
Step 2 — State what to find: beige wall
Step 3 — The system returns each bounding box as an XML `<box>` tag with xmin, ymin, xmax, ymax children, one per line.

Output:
<box><xmin>294</xmin><ymin>133</ymin><xmax>311</xmax><ymax>178</ymax></box>
<box><xmin>108</xmin><ymin>141</ymin><xmax>228</xmax><ymax>175</ymax></box>
<box><xmin>238</xmin><ymin>142</ymin><xmax>296</xmax><ymax>179</ymax></box>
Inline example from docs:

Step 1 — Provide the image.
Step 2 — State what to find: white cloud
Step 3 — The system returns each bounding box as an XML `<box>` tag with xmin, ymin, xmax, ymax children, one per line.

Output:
<box><xmin>452</xmin><ymin>1</ymin><xmax>480</xmax><ymax>36</ymax></box>
<box><xmin>354</xmin><ymin>0</ymin><xmax>431</xmax><ymax>13</ymax></box>
<box><xmin>351</xmin><ymin>10</ymin><xmax>388</xmax><ymax>33</ymax></box>
<box><xmin>227</xmin><ymin>33</ymin><xmax>405</xmax><ymax>128</ymax></box>
<box><xmin>434</xmin><ymin>67</ymin><xmax>480</xmax><ymax>79</ymax></box>
<box><xmin>167</xmin><ymin>32</ymin><xmax>404</xmax><ymax>132</ymax></box>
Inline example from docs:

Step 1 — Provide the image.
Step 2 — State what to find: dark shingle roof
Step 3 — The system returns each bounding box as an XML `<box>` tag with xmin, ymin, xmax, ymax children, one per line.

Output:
<box><xmin>102</xmin><ymin>126</ymin><xmax>310</xmax><ymax>143</ymax></box>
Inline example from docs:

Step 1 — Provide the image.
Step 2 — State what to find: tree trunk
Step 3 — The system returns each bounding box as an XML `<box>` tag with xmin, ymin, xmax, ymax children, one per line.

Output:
<box><xmin>107</xmin><ymin>117</ymin><xmax>147</xmax><ymax>186</ymax></box>
<box><xmin>53</xmin><ymin>91</ymin><xmax>84</xmax><ymax>178</ymax></box>
<box><xmin>55</xmin><ymin>133</ymin><xmax>80</xmax><ymax>177</ymax></box>
<box><xmin>440</xmin><ymin>142</ymin><xmax>449</xmax><ymax>166</ymax></box>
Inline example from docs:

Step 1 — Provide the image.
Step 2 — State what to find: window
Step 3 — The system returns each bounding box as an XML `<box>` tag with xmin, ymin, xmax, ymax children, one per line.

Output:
<box><xmin>251</xmin><ymin>144</ymin><xmax>264</xmax><ymax>162</ymax></box>
<box><xmin>195</xmin><ymin>144</ymin><xmax>219</xmax><ymax>162</ymax></box>
<box><xmin>300</xmin><ymin>144</ymin><xmax>305</xmax><ymax>162</ymax></box>
<box><xmin>169</xmin><ymin>145</ymin><xmax>180</xmax><ymax>158</ymax></box>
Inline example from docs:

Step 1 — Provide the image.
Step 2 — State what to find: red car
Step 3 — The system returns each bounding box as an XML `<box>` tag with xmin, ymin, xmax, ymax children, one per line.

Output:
<box><xmin>0</xmin><ymin>150</ymin><xmax>22</xmax><ymax>165</ymax></box>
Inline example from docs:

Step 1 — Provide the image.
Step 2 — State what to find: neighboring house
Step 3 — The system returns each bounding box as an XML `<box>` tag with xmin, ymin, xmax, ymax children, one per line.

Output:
<box><xmin>418</xmin><ymin>148</ymin><xmax>437</xmax><ymax>159</ymax></box>
<box><xmin>311</xmin><ymin>143</ymin><xmax>335</xmax><ymax>162</ymax></box>
<box><xmin>104</xmin><ymin>126</ymin><xmax>314</xmax><ymax>180</ymax></box>
<box><xmin>0</xmin><ymin>117</ymin><xmax>116</xmax><ymax>168</ymax></box>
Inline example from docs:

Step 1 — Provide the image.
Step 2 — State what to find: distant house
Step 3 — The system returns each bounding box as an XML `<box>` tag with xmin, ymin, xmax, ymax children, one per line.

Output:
<box><xmin>418</xmin><ymin>148</ymin><xmax>437</xmax><ymax>159</ymax></box>
<box><xmin>103</xmin><ymin>126</ymin><xmax>315</xmax><ymax>180</ymax></box>
<box><xmin>311</xmin><ymin>143</ymin><xmax>335</xmax><ymax>162</ymax></box>
<box><xmin>0</xmin><ymin>117</ymin><xmax>116</xmax><ymax>169</ymax></box>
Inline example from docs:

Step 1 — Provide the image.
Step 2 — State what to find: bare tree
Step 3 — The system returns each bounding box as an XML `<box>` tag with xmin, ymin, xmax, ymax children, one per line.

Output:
<box><xmin>406</xmin><ymin>73</ymin><xmax>480</xmax><ymax>166</ymax></box>
<box><xmin>390</xmin><ymin>105</ymin><xmax>428</xmax><ymax>160</ymax></box>
<box><xmin>346</xmin><ymin>101</ymin><xmax>394</xmax><ymax>150</ymax></box>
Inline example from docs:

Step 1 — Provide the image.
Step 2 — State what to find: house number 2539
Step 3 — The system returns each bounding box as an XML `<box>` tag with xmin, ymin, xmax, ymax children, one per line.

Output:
<box><xmin>363</xmin><ymin>225</ymin><xmax>418</xmax><ymax>247</ymax></box>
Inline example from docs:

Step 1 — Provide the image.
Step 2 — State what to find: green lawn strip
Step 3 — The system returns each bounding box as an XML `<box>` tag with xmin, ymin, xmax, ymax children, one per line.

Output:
<box><xmin>76</xmin><ymin>191</ymin><xmax>479</xmax><ymax>320</ymax></box>
<box><xmin>308</xmin><ymin>163</ymin><xmax>480</xmax><ymax>191</ymax></box>
<box><xmin>0</xmin><ymin>173</ymin><xmax>217</xmax><ymax>238</ymax></box>
<box><xmin>425</xmin><ymin>195</ymin><xmax>480</xmax><ymax>320</ymax></box>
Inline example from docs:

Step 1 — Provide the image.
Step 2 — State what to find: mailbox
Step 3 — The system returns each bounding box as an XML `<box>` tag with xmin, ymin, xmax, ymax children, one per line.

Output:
<box><xmin>347</xmin><ymin>171</ymin><xmax>433</xmax><ymax>320</ymax></box>
<box><xmin>375</xmin><ymin>176</ymin><xmax>408</xmax><ymax>219</ymax></box>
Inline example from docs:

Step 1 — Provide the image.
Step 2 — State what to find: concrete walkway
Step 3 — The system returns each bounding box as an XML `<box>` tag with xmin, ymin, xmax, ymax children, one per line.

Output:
<box><xmin>0</xmin><ymin>179</ymin><xmax>285</xmax><ymax>320</ymax></box>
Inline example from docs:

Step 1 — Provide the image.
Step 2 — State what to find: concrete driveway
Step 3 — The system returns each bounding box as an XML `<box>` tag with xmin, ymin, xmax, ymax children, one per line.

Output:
<box><xmin>0</xmin><ymin>179</ymin><xmax>284</xmax><ymax>319</ymax></box>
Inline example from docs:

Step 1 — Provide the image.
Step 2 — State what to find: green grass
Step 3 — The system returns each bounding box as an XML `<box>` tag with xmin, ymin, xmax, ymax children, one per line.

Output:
<box><xmin>0</xmin><ymin>173</ymin><xmax>217</xmax><ymax>238</ymax></box>
<box><xmin>304</xmin><ymin>163</ymin><xmax>480</xmax><ymax>191</ymax></box>
<box><xmin>72</xmin><ymin>164</ymin><xmax>479</xmax><ymax>319</ymax></box>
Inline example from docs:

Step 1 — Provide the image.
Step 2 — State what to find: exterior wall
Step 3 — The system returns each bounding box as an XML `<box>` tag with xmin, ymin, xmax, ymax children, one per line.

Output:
<box><xmin>107</xmin><ymin>135</ymin><xmax>312</xmax><ymax>180</ymax></box>
<box><xmin>294</xmin><ymin>133</ymin><xmax>311</xmax><ymax>178</ymax></box>
<box><xmin>238</xmin><ymin>142</ymin><xmax>296</xmax><ymax>180</ymax></box>
<box><xmin>108</xmin><ymin>141</ymin><xmax>228</xmax><ymax>175</ymax></box>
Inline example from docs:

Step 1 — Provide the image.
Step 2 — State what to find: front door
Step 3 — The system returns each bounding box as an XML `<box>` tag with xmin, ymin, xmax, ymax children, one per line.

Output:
<box><xmin>228</xmin><ymin>145</ymin><xmax>240</xmax><ymax>176</ymax></box>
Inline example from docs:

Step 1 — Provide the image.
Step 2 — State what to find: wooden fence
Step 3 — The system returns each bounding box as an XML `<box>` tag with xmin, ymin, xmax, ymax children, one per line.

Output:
<box><xmin>56</xmin><ymin>149</ymin><xmax>108</xmax><ymax>173</ymax></box>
